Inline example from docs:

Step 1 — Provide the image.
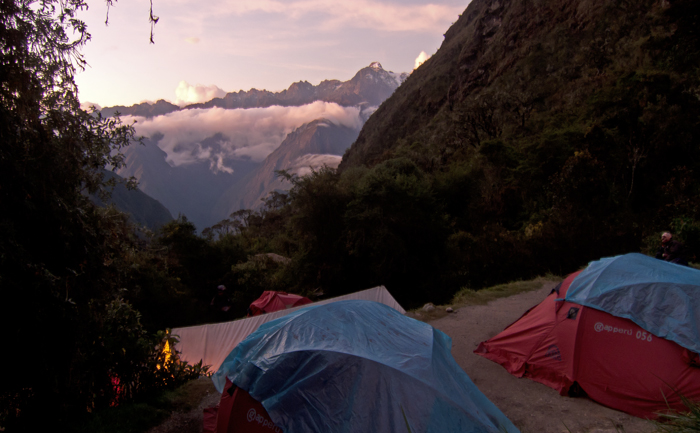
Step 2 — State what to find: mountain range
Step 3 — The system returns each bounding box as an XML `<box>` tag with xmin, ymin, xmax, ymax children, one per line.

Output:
<box><xmin>107</xmin><ymin>62</ymin><xmax>408</xmax><ymax>230</ymax></box>
<box><xmin>188</xmin><ymin>62</ymin><xmax>407</xmax><ymax>110</ymax></box>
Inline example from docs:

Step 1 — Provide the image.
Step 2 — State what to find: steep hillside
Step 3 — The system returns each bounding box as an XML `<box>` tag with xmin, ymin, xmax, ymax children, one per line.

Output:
<box><xmin>341</xmin><ymin>0</ymin><xmax>700</xmax><ymax>170</ymax></box>
<box><xmin>262</xmin><ymin>0</ymin><xmax>700</xmax><ymax>299</ymax></box>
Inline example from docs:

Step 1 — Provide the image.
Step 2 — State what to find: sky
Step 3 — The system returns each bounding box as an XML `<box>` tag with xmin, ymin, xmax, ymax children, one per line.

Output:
<box><xmin>75</xmin><ymin>0</ymin><xmax>469</xmax><ymax>108</ymax></box>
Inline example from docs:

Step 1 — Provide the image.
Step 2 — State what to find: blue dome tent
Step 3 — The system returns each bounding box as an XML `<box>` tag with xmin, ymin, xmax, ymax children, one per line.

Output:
<box><xmin>212</xmin><ymin>300</ymin><xmax>519</xmax><ymax>433</ymax></box>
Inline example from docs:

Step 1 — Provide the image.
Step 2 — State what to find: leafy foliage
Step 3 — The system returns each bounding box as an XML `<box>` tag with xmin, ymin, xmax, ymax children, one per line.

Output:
<box><xmin>0</xmin><ymin>1</ymin><xmax>195</xmax><ymax>430</ymax></box>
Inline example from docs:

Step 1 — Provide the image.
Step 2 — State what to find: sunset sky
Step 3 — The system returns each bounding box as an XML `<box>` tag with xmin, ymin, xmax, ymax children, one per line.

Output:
<box><xmin>75</xmin><ymin>0</ymin><xmax>468</xmax><ymax>108</ymax></box>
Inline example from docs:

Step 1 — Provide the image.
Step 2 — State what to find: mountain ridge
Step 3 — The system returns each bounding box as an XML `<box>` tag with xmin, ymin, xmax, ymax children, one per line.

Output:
<box><xmin>109</xmin><ymin>63</ymin><xmax>408</xmax><ymax>229</ymax></box>
<box><xmin>100</xmin><ymin>63</ymin><xmax>408</xmax><ymax>118</ymax></box>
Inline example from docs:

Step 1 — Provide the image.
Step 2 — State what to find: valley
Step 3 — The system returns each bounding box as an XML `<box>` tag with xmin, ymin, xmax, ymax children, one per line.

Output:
<box><xmin>104</xmin><ymin>63</ymin><xmax>408</xmax><ymax>230</ymax></box>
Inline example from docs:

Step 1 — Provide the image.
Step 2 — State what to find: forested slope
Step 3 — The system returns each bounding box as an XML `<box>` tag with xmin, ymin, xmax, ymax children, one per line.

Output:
<box><xmin>328</xmin><ymin>0</ymin><xmax>700</xmax><ymax>286</ymax></box>
<box><xmin>342</xmin><ymin>0</ymin><xmax>700</xmax><ymax>170</ymax></box>
<box><xmin>196</xmin><ymin>0</ymin><xmax>700</xmax><ymax>309</ymax></box>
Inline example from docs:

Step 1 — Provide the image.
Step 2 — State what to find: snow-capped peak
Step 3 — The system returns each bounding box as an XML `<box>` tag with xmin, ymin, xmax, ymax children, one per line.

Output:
<box><xmin>369</xmin><ymin>62</ymin><xmax>383</xmax><ymax>70</ymax></box>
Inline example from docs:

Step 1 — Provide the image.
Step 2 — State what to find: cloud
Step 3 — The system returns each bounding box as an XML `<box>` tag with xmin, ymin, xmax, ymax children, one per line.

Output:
<box><xmin>360</xmin><ymin>105</ymin><xmax>379</xmax><ymax>122</ymax></box>
<box><xmin>185</xmin><ymin>37</ymin><xmax>200</xmax><ymax>44</ymax></box>
<box><xmin>315</xmin><ymin>0</ymin><xmax>461</xmax><ymax>33</ymax></box>
<box><xmin>126</xmin><ymin>101</ymin><xmax>362</xmax><ymax>171</ymax></box>
<box><xmin>289</xmin><ymin>154</ymin><xmax>343</xmax><ymax>177</ymax></box>
<box><xmin>414</xmin><ymin>51</ymin><xmax>430</xmax><ymax>69</ymax></box>
<box><xmin>175</xmin><ymin>81</ymin><xmax>226</xmax><ymax>106</ymax></box>
<box><xmin>174</xmin><ymin>0</ymin><xmax>463</xmax><ymax>34</ymax></box>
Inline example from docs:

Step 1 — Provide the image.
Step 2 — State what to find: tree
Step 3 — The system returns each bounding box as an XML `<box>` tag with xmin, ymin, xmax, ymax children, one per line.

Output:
<box><xmin>0</xmin><ymin>0</ymin><xmax>156</xmax><ymax>428</ymax></box>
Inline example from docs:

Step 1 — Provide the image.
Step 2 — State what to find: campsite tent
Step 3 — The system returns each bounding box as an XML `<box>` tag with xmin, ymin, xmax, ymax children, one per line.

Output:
<box><xmin>211</xmin><ymin>300</ymin><xmax>520</xmax><ymax>433</ymax></box>
<box><xmin>172</xmin><ymin>286</ymin><xmax>404</xmax><ymax>371</ymax></box>
<box><xmin>248</xmin><ymin>291</ymin><xmax>311</xmax><ymax>316</ymax></box>
<box><xmin>476</xmin><ymin>253</ymin><xmax>700</xmax><ymax>418</ymax></box>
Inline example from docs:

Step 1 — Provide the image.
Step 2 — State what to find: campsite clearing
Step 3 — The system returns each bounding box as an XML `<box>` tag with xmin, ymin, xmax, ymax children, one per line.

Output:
<box><xmin>151</xmin><ymin>280</ymin><xmax>658</xmax><ymax>433</ymax></box>
<box><xmin>430</xmin><ymin>282</ymin><xmax>656</xmax><ymax>433</ymax></box>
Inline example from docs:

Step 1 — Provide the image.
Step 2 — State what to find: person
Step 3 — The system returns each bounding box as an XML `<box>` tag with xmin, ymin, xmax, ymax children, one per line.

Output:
<box><xmin>210</xmin><ymin>285</ymin><xmax>231</xmax><ymax>314</ymax></box>
<box><xmin>655</xmin><ymin>232</ymin><xmax>688</xmax><ymax>266</ymax></box>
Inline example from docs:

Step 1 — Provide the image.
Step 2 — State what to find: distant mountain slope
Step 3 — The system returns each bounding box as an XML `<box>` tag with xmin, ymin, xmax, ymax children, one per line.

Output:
<box><xmin>117</xmin><ymin>137</ymin><xmax>258</xmax><ymax>229</ymax></box>
<box><xmin>214</xmin><ymin>119</ymin><xmax>359</xmax><ymax>217</ymax></box>
<box><xmin>91</xmin><ymin>170</ymin><xmax>173</xmax><ymax>230</ymax></box>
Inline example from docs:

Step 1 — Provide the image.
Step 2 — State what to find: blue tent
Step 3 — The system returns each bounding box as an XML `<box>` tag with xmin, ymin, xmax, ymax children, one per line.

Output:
<box><xmin>565</xmin><ymin>253</ymin><xmax>700</xmax><ymax>354</ymax></box>
<box><xmin>213</xmin><ymin>300</ymin><xmax>519</xmax><ymax>433</ymax></box>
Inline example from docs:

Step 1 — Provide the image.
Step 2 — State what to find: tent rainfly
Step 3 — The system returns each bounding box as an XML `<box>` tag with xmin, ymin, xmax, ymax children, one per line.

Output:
<box><xmin>210</xmin><ymin>300</ymin><xmax>520</xmax><ymax>433</ymax></box>
<box><xmin>248</xmin><ymin>291</ymin><xmax>312</xmax><ymax>316</ymax></box>
<box><xmin>476</xmin><ymin>253</ymin><xmax>700</xmax><ymax>418</ymax></box>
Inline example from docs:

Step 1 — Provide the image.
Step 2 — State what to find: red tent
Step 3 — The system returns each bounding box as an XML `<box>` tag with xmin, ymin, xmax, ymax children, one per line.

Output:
<box><xmin>475</xmin><ymin>271</ymin><xmax>700</xmax><ymax>418</ymax></box>
<box><xmin>203</xmin><ymin>379</ymin><xmax>282</xmax><ymax>433</ymax></box>
<box><xmin>248</xmin><ymin>291</ymin><xmax>311</xmax><ymax>316</ymax></box>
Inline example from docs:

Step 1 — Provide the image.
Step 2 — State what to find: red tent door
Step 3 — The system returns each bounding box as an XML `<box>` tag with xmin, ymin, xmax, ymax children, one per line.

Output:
<box><xmin>217</xmin><ymin>379</ymin><xmax>283</xmax><ymax>433</ymax></box>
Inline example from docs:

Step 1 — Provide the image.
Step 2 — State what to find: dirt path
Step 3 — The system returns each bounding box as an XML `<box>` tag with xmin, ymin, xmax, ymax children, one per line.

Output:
<box><xmin>428</xmin><ymin>283</ymin><xmax>656</xmax><ymax>433</ymax></box>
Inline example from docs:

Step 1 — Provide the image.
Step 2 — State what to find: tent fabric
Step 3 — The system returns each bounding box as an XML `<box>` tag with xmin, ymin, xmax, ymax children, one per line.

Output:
<box><xmin>202</xmin><ymin>407</ymin><xmax>218</xmax><ymax>433</ymax></box>
<box><xmin>248</xmin><ymin>291</ymin><xmax>312</xmax><ymax>316</ymax></box>
<box><xmin>565</xmin><ymin>253</ymin><xmax>700</xmax><ymax>354</ymax></box>
<box><xmin>475</xmin><ymin>272</ymin><xmax>582</xmax><ymax>395</ymax></box>
<box><xmin>172</xmin><ymin>286</ymin><xmax>405</xmax><ymax>371</ymax></box>
<box><xmin>214</xmin><ymin>300</ymin><xmax>520</xmax><ymax>433</ymax></box>
<box><xmin>476</xmin><ymin>262</ymin><xmax>700</xmax><ymax>418</ymax></box>
<box><xmin>214</xmin><ymin>379</ymin><xmax>282</xmax><ymax>433</ymax></box>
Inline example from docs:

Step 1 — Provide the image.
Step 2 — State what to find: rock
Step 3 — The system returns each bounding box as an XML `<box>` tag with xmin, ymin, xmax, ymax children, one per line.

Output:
<box><xmin>422</xmin><ymin>303</ymin><xmax>435</xmax><ymax>312</ymax></box>
<box><xmin>446</xmin><ymin>307</ymin><xmax>454</xmax><ymax>313</ymax></box>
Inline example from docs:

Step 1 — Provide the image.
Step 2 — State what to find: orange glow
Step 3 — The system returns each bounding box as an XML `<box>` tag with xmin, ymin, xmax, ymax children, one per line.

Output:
<box><xmin>164</xmin><ymin>340</ymin><xmax>172</xmax><ymax>364</ymax></box>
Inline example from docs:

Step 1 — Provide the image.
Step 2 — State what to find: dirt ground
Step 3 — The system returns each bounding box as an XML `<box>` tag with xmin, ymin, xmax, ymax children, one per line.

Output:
<box><xmin>151</xmin><ymin>282</ymin><xmax>658</xmax><ymax>433</ymax></box>
<box><xmin>146</xmin><ymin>378</ymin><xmax>221</xmax><ymax>433</ymax></box>
<box><xmin>427</xmin><ymin>282</ymin><xmax>656</xmax><ymax>433</ymax></box>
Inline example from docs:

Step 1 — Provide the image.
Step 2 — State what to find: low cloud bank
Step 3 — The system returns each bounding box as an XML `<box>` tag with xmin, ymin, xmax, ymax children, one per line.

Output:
<box><xmin>289</xmin><ymin>154</ymin><xmax>343</xmax><ymax>177</ymax></box>
<box><xmin>216</xmin><ymin>0</ymin><xmax>463</xmax><ymax>33</ymax></box>
<box><xmin>127</xmin><ymin>101</ymin><xmax>361</xmax><ymax>172</ymax></box>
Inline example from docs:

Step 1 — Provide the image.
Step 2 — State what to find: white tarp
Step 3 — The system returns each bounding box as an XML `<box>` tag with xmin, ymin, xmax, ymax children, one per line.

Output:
<box><xmin>172</xmin><ymin>286</ymin><xmax>405</xmax><ymax>371</ymax></box>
